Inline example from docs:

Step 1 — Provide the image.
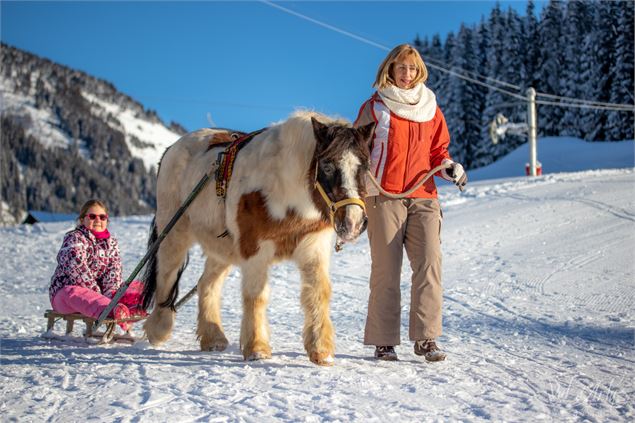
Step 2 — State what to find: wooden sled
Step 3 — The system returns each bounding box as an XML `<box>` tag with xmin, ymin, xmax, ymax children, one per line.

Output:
<box><xmin>43</xmin><ymin>310</ymin><xmax>145</xmax><ymax>344</ymax></box>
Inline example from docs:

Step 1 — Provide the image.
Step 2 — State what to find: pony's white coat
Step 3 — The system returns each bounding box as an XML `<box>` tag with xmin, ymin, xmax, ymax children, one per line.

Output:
<box><xmin>144</xmin><ymin>111</ymin><xmax>367</xmax><ymax>365</ymax></box>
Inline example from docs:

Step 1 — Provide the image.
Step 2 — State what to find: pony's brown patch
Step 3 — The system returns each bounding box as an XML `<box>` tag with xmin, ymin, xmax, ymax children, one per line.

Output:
<box><xmin>236</xmin><ymin>191</ymin><xmax>331</xmax><ymax>259</ymax></box>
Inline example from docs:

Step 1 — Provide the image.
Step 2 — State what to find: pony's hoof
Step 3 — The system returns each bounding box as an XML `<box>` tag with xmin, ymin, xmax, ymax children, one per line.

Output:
<box><xmin>245</xmin><ymin>350</ymin><xmax>272</xmax><ymax>361</ymax></box>
<box><xmin>200</xmin><ymin>336</ymin><xmax>229</xmax><ymax>352</ymax></box>
<box><xmin>310</xmin><ymin>351</ymin><xmax>335</xmax><ymax>366</ymax></box>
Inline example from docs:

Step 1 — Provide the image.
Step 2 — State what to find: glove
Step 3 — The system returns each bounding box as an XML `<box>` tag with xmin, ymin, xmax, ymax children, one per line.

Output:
<box><xmin>441</xmin><ymin>159</ymin><xmax>468</xmax><ymax>191</ymax></box>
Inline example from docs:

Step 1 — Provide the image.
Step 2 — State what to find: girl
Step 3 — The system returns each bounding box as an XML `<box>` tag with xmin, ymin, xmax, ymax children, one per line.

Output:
<box><xmin>49</xmin><ymin>199</ymin><xmax>145</xmax><ymax>331</ymax></box>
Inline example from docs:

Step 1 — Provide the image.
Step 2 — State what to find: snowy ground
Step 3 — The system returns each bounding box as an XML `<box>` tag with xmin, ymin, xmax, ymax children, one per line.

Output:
<box><xmin>1</xmin><ymin>138</ymin><xmax>634</xmax><ymax>422</ymax></box>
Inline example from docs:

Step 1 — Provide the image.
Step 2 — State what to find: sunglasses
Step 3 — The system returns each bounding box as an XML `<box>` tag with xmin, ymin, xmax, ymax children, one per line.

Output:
<box><xmin>86</xmin><ymin>213</ymin><xmax>108</xmax><ymax>221</ymax></box>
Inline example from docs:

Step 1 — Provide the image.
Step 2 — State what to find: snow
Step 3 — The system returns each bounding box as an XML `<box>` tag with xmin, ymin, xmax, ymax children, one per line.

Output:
<box><xmin>82</xmin><ymin>92</ymin><xmax>182</xmax><ymax>172</ymax></box>
<box><xmin>0</xmin><ymin>75</ymin><xmax>73</xmax><ymax>150</ymax></box>
<box><xmin>1</xmin><ymin>138</ymin><xmax>634</xmax><ymax>421</ymax></box>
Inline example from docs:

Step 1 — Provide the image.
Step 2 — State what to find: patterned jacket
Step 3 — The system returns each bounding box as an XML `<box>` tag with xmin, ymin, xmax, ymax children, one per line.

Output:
<box><xmin>49</xmin><ymin>225</ymin><xmax>123</xmax><ymax>302</ymax></box>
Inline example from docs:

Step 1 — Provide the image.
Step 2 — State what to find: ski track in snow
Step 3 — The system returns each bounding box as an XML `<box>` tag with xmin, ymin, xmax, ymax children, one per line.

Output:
<box><xmin>1</xmin><ymin>169</ymin><xmax>634</xmax><ymax>422</ymax></box>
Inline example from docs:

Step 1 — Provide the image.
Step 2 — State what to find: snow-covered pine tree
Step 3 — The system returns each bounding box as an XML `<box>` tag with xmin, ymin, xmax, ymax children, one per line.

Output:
<box><xmin>606</xmin><ymin>0</ymin><xmax>634</xmax><ymax>140</ymax></box>
<box><xmin>425</xmin><ymin>34</ymin><xmax>445</xmax><ymax>91</ymax></box>
<box><xmin>536</xmin><ymin>0</ymin><xmax>565</xmax><ymax>136</ymax></box>
<box><xmin>580</xmin><ymin>1</ymin><xmax>615</xmax><ymax>141</ymax></box>
<box><xmin>500</xmin><ymin>6</ymin><xmax>526</xmax><ymax>154</ymax></box>
<box><xmin>523</xmin><ymin>0</ymin><xmax>540</xmax><ymax>91</ymax></box>
<box><xmin>480</xmin><ymin>3</ymin><xmax>507</xmax><ymax>167</ymax></box>
<box><xmin>436</xmin><ymin>31</ymin><xmax>456</xmax><ymax>113</ymax></box>
<box><xmin>445</xmin><ymin>24</ymin><xmax>483</xmax><ymax>169</ymax></box>
<box><xmin>560</xmin><ymin>0</ymin><xmax>593</xmax><ymax>138</ymax></box>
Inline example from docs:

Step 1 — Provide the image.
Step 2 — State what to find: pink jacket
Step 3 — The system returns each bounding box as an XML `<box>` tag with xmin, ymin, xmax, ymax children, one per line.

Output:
<box><xmin>49</xmin><ymin>225</ymin><xmax>123</xmax><ymax>302</ymax></box>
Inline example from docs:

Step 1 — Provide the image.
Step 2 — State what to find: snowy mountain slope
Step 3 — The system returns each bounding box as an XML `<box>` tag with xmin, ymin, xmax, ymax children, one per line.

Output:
<box><xmin>1</xmin><ymin>44</ymin><xmax>186</xmax><ymax>224</ymax></box>
<box><xmin>1</xmin><ymin>144</ymin><xmax>633</xmax><ymax>421</ymax></box>
<box><xmin>81</xmin><ymin>92</ymin><xmax>181</xmax><ymax>172</ymax></box>
<box><xmin>0</xmin><ymin>46</ymin><xmax>183</xmax><ymax>172</ymax></box>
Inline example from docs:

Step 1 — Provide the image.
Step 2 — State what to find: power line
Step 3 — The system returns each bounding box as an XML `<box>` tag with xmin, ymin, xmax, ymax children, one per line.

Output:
<box><xmin>261</xmin><ymin>0</ymin><xmax>525</xmax><ymax>100</ymax></box>
<box><xmin>535</xmin><ymin>91</ymin><xmax>634</xmax><ymax>110</ymax></box>
<box><xmin>535</xmin><ymin>99</ymin><xmax>634</xmax><ymax>112</ymax></box>
<box><xmin>423</xmin><ymin>56</ymin><xmax>522</xmax><ymax>91</ymax></box>
<box><xmin>262</xmin><ymin>0</ymin><xmax>635</xmax><ymax>112</ymax></box>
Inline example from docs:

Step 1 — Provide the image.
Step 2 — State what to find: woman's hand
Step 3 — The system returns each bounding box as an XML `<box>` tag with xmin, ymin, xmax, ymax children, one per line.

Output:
<box><xmin>441</xmin><ymin>159</ymin><xmax>468</xmax><ymax>191</ymax></box>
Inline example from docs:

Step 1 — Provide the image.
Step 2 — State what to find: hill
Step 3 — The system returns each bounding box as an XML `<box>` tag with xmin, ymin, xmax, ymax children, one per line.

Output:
<box><xmin>0</xmin><ymin>43</ymin><xmax>185</xmax><ymax>224</ymax></box>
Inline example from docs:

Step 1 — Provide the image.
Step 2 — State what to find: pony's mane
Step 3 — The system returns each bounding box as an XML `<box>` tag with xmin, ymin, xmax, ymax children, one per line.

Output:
<box><xmin>273</xmin><ymin>110</ymin><xmax>351</xmax><ymax>154</ymax></box>
<box><xmin>288</xmin><ymin>109</ymin><xmax>350</xmax><ymax>126</ymax></box>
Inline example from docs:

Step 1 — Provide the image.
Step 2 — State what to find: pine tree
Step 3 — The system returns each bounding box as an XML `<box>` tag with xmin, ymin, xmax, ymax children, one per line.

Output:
<box><xmin>560</xmin><ymin>0</ymin><xmax>593</xmax><ymax>138</ymax></box>
<box><xmin>606</xmin><ymin>0</ymin><xmax>634</xmax><ymax>140</ymax></box>
<box><xmin>426</xmin><ymin>34</ymin><xmax>445</xmax><ymax>91</ymax></box>
<box><xmin>580</xmin><ymin>1</ymin><xmax>616</xmax><ymax>141</ymax></box>
<box><xmin>481</xmin><ymin>3</ymin><xmax>507</xmax><ymax>164</ymax></box>
<box><xmin>536</xmin><ymin>0</ymin><xmax>565</xmax><ymax>136</ymax></box>
<box><xmin>523</xmin><ymin>0</ymin><xmax>540</xmax><ymax>90</ymax></box>
<box><xmin>446</xmin><ymin>24</ymin><xmax>483</xmax><ymax>169</ymax></box>
<box><xmin>502</xmin><ymin>7</ymin><xmax>526</xmax><ymax>131</ymax></box>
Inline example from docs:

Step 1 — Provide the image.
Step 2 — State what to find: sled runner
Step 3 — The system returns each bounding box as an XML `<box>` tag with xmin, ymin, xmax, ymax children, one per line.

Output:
<box><xmin>43</xmin><ymin>310</ymin><xmax>145</xmax><ymax>344</ymax></box>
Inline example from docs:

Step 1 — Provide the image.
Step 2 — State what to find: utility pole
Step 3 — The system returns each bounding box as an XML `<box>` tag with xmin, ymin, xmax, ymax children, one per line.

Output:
<box><xmin>527</xmin><ymin>87</ymin><xmax>538</xmax><ymax>176</ymax></box>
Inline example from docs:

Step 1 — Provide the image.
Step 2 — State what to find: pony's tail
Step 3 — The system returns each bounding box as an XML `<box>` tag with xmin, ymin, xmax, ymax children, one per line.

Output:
<box><xmin>141</xmin><ymin>217</ymin><xmax>190</xmax><ymax>312</ymax></box>
<box><xmin>141</xmin><ymin>217</ymin><xmax>159</xmax><ymax>311</ymax></box>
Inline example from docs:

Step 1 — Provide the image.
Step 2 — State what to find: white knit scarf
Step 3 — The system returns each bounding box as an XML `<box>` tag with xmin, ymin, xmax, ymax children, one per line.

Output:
<box><xmin>377</xmin><ymin>83</ymin><xmax>437</xmax><ymax>122</ymax></box>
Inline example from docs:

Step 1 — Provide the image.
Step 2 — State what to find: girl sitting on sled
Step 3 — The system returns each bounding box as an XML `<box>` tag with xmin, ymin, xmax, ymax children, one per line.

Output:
<box><xmin>49</xmin><ymin>199</ymin><xmax>145</xmax><ymax>331</ymax></box>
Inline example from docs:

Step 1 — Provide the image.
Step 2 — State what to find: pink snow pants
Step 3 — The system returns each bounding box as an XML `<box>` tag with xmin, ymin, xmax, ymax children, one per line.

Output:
<box><xmin>51</xmin><ymin>281</ymin><xmax>144</xmax><ymax>319</ymax></box>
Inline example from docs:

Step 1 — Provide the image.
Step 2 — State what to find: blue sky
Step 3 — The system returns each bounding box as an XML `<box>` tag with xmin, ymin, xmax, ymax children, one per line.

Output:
<box><xmin>1</xmin><ymin>1</ymin><xmax>543</xmax><ymax>132</ymax></box>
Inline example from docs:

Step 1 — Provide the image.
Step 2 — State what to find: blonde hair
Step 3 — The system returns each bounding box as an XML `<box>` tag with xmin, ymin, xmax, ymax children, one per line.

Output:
<box><xmin>78</xmin><ymin>199</ymin><xmax>109</xmax><ymax>220</ymax></box>
<box><xmin>373</xmin><ymin>44</ymin><xmax>428</xmax><ymax>89</ymax></box>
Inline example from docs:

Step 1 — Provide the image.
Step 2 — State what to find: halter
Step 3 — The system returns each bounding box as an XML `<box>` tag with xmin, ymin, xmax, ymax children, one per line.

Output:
<box><xmin>313</xmin><ymin>161</ymin><xmax>366</xmax><ymax>227</ymax></box>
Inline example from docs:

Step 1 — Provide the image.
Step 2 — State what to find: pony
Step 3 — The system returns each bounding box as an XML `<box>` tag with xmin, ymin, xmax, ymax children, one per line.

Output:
<box><xmin>142</xmin><ymin>111</ymin><xmax>375</xmax><ymax>365</ymax></box>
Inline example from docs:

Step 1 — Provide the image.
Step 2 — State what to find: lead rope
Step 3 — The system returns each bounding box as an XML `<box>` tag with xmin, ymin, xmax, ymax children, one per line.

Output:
<box><xmin>365</xmin><ymin>162</ymin><xmax>458</xmax><ymax>199</ymax></box>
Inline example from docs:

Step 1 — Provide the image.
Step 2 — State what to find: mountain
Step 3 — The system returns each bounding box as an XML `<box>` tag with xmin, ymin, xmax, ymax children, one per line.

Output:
<box><xmin>0</xmin><ymin>43</ymin><xmax>186</xmax><ymax>225</ymax></box>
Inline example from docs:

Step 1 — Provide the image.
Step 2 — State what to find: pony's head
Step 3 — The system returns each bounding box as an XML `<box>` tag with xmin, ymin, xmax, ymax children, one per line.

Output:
<box><xmin>310</xmin><ymin>117</ymin><xmax>375</xmax><ymax>244</ymax></box>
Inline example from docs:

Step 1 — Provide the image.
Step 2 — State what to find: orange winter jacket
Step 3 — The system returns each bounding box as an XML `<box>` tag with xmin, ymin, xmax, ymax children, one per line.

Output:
<box><xmin>354</xmin><ymin>93</ymin><xmax>452</xmax><ymax>199</ymax></box>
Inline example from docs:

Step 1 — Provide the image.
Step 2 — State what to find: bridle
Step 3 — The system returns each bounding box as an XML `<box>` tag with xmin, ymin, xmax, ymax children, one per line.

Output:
<box><xmin>313</xmin><ymin>161</ymin><xmax>366</xmax><ymax>227</ymax></box>
<box><xmin>314</xmin><ymin>182</ymin><xmax>366</xmax><ymax>227</ymax></box>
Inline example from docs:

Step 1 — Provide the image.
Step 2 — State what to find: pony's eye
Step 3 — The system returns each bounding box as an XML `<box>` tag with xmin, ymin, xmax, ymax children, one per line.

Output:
<box><xmin>321</xmin><ymin>162</ymin><xmax>336</xmax><ymax>176</ymax></box>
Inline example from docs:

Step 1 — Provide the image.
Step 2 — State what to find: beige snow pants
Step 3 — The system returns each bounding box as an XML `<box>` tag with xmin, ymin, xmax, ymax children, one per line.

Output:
<box><xmin>363</xmin><ymin>195</ymin><xmax>443</xmax><ymax>346</ymax></box>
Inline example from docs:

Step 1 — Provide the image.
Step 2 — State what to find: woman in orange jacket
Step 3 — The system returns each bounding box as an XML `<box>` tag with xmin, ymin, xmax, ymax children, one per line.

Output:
<box><xmin>354</xmin><ymin>44</ymin><xmax>467</xmax><ymax>361</ymax></box>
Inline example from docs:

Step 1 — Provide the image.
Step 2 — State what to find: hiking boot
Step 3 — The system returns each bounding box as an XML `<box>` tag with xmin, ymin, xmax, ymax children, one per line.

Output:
<box><xmin>374</xmin><ymin>346</ymin><xmax>398</xmax><ymax>361</ymax></box>
<box><xmin>414</xmin><ymin>339</ymin><xmax>447</xmax><ymax>362</ymax></box>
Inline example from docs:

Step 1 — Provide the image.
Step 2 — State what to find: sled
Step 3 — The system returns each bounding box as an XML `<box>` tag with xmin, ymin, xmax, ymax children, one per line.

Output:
<box><xmin>43</xmin><ymin>309</ymin><xmax>145</xmax><ymax>344</ymax></box>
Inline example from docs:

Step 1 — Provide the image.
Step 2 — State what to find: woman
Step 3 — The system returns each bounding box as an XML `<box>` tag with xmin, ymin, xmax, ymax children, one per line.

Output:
<box><xmin>354</xmin><ymin>44</ymin><xmax>467</xmax><ymax>362</ymax></box>
<box><xmin>49</xmin><ymin>199</ymin><xmax>145</xmax><ymax>331</ymax></box>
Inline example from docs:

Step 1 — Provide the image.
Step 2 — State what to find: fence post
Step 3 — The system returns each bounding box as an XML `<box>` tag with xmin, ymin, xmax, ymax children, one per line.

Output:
<box><xmin>527</xmin><ymin>87</ymin><xmax>538</xmax><ymax>176</ymax></box>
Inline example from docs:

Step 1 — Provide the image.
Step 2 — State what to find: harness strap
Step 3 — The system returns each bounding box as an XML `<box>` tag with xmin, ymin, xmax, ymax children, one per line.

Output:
<box><xmin>315</xmin><ymin>182</ymin><xmax>366</xmax><ymax>226</ymax></box>
<box><xmin>215</xmin><ymin>128</ymin><xmax>266</xmax><ymax>198</ymax></box>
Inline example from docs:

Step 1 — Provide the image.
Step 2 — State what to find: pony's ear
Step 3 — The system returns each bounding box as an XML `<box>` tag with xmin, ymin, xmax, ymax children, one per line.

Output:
<box><xmin>356</xmin><ymin>122</ymin><xmax>376</xmax><ymax>147</ymax></box>
<box><xmin>311</xmin><ymin>117</ymin><xmax>330</xmax><ymax>152</ymax></box>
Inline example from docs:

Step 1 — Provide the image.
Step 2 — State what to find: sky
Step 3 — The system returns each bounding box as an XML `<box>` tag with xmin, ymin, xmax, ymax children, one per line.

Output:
<box><xmin>1</xmin><ymin>1</ymin><xmax>545</xmax><ymax>132</ymax></box>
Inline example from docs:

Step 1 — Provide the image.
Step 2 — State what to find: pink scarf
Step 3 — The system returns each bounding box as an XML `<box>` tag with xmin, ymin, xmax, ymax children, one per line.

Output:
<box><xmin>90</xmin><ymin>228</ymin><xmax>111</xmax><ymax>240</ymax></box>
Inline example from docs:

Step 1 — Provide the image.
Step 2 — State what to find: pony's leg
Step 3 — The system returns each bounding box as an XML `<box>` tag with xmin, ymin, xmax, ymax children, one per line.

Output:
<box><xmin>240</xmin><ymin>259</ymin><xmax>272</xmax><ymax>361</ymax></box>
<box><xmin>296</xmin><ymin>235</ymin><xmax>335</xmax><ymax>366</ymax></box>
<box><xmin>144</xmin><ymin>226</ymin><xmax>192</xmax><ymax>345</ymax></box>
<box><xmin>197</xmin><ymin>258</ymin><xmax>231</xmax><ymax>351</ymax></box>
